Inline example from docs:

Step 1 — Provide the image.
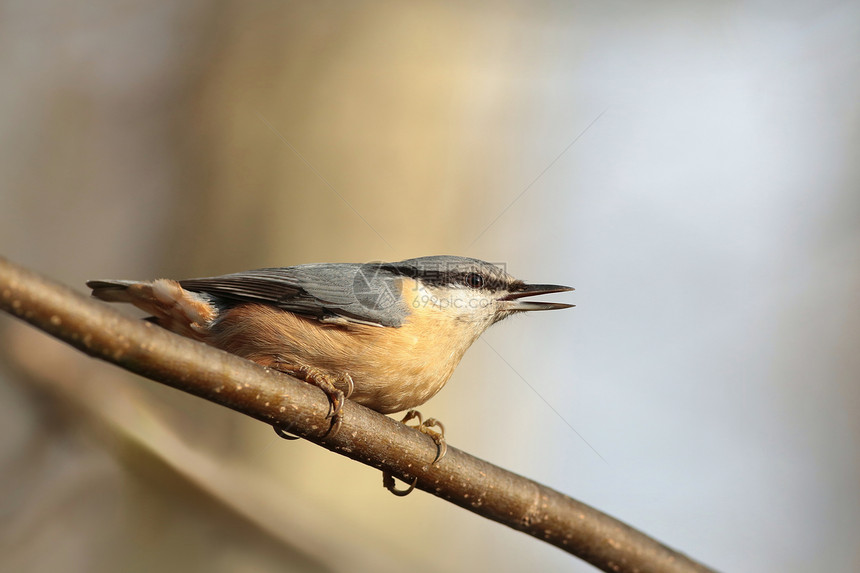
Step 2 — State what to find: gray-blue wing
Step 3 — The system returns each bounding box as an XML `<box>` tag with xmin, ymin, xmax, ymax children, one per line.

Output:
<box><xmin>178</xmin><ymin>263</ymin><xmax>409</xmax><ymax>327</ymax></box>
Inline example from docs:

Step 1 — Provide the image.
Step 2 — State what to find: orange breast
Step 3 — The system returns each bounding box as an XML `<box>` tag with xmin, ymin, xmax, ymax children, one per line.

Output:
<box><xmin>206</xmin><ymin>279</ymin><xmax>481</xmax><ymax>414</ymax></box>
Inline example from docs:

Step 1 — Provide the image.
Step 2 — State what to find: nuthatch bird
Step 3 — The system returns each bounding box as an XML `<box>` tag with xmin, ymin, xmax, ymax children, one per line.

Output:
<box><xmin>87</xmin><ymin>256</ymin><xmax>573</xmax><ymax>457</ymax></box>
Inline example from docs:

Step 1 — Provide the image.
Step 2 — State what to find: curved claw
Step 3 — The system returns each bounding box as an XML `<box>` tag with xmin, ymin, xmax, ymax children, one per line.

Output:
<box><xmin>273</xmin><ymin>425</ymin><xmax>300</xmax><ymax>440</ymax></box>
<box><xmin>342</xmin><ymin>373</ymin><xmax>355</xmax><ymax>400</ymax></box>
<box><xmin>321</xmin><ymin>387</ymin><xmax>346</xmax><ymax>438</ymax></box>
<box><xmin>382</xmin><ymin>471</ymin><xmax>417</xmax><ymax>497</ymax></box>
<box><xmin>324</xmin><ymin>412</ymin><xmax>342</xmax><ymax>438</ymax></box>
<box><xmin>423</xmin><ymin>418</ymin><xmax>447</xmax><ymax>464</ymax></box>
<box><xmin>325</xmin><ymin>388</ymin><xmax>345</xmax><ymax>419</ymax></box>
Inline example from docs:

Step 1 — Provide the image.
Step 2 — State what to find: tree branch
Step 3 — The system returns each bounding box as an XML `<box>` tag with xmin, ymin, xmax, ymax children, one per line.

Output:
<box><xmin>0</xmin><ymin>256</ymin><xmax>716</xmax><ymax>573</ymax></box>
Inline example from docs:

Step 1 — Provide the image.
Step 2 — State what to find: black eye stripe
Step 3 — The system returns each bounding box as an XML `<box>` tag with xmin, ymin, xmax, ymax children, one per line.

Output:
<box><xmin>386</xmin><ymin>265</ymin><xmax>507</xmax><ymax>291</ymax></box>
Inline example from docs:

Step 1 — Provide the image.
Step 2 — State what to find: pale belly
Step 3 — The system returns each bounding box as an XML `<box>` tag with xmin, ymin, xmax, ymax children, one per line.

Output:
<box><xmin>208</xmin><ymin>303</ymin><xmax>478</xmax><ymax>414</ymax></box>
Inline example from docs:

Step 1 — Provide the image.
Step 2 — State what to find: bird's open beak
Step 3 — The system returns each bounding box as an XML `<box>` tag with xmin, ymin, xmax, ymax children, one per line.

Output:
<box><xmin>501</xmin><ymin>284</ymin><xmax>575</xmax><ymax>311</ymax></box>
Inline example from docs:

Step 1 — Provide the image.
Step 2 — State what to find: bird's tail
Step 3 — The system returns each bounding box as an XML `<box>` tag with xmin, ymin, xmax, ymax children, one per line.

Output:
<box><xmin>86</xmin><ymin>278</ymin><xmax>218</xmax><ymax>339</ymax></box>
<box><xmin>87</xmin><ymin>279</ymin><xmax>141</xmax><ymax>303</ymax></box>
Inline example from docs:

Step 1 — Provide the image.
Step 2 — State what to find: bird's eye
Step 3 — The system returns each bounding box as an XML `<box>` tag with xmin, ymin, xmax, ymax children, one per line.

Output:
<box><xmin>465</xmin><ymin>273</ymin><xmax>484</xmax><ymax>289</ymax></box>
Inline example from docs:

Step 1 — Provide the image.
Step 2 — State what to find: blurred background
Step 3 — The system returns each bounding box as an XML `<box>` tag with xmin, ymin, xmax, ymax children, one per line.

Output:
<box><xmin>1</xmin><ymin>1</ymin><xmax>859</xmax><ymax>571</ymax></box>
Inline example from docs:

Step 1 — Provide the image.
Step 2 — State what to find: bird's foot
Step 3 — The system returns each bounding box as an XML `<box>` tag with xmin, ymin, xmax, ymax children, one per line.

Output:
<box><xmin>270</xmin><ymin>361</ymin><xmax>352</xmax><ymax>438</ymax></box>
<box><xmin>400</xmin><ymin>409</ymin><xmax>447</xmax><ymax>464</ymax></box>
<box><xmin>382</xmin><ymin>409</ymin><xmax>447</xmax><ymax>497</ymax></box>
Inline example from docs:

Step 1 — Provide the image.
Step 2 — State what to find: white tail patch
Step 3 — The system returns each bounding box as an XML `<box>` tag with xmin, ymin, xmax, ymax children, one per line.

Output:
<box><xmin>151</xmin><ymin>279</ymin><xmax>217</xmax><ymax>329</ymax></box>
<box><xmin>152</xmin><ymin>279</ymin><xmax>184</xmax><ymax>305</ymax></box>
